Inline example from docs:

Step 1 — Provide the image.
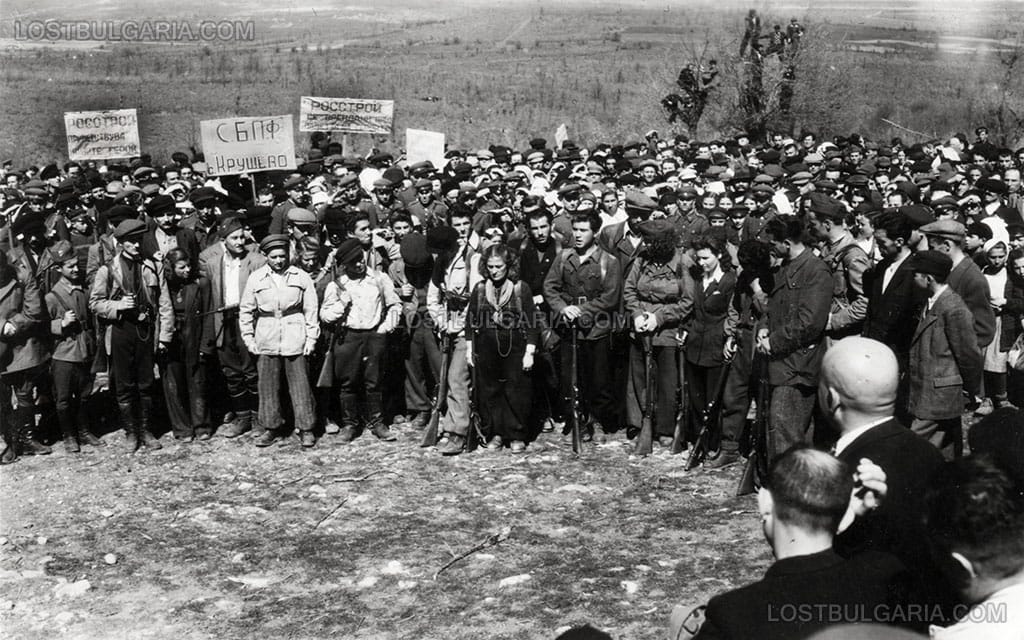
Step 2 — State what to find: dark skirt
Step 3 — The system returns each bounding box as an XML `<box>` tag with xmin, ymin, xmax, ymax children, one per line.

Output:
<box><xmin>474</xmin><ymin>327</ymin><xmax>532</xmax><ymax>441</ymax></box>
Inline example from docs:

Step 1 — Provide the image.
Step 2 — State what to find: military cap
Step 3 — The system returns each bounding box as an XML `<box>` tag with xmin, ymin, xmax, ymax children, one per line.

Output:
<box><xmin>790</xmin><ymin>171</ymin><xmax>813</xmax><ymax>185</ymax></box>
<box><xmin>679</xmin><ymin>168</ymin><xmax>698</xmax><ymax>181</ymax></box>
<box><xmin>557</xmin><ymin>183</ymin><xmax>582</xmax><ymax>197</ymax></box>
<box><xmin>813</xmin><ymin>179</ymin><xmax>839</xmax><ymax>192</ymax></box>
<box><xmin>408</xmin><ymin>160</ymin><xmax>435</xmax><ymax>176</ymax></box>
<box><xmin>218</xmin><ymin>216</ymin><xmax>246</xmax><ymax>238</ymax></box>
<box><xmin>366</xmin><ymin>152</ymin><xmax>391</xmax><ymax>165</ymax></box>
<box><xmin>283</xmin><ymin>175</ymin><xmax>306</xmax><ymax>190</ymax></box>
<box><xmin>259</xmin><ymin>234</ymin><xmax>290</xmax><ymax>254</ymax></box>
<box><xmin>414</xmin><ymin>178</ymin><xmax>433</xmax><ymax>190</ymax></box>
<box><xmin>751</xmin><ymin>184</ymin><xmax>775</xmax><ymax>195</ymax></box>
<box><xmin>113</xmin><ymin>218</ymin><xmax>147</xmax><ymax>241</ymax></box>
<box><xmin>190</xmin><ymin>187</ymin><xmax>221</xmax><ymax>206</ymax></box>
<box><xmin>48</xmin><ymin>240</ymin><xmax>76</xmax><ymax>265</ymax></box>
<box><xmin>425</xmin><ymin>225</ymin><xmax>459</xmax><ymax>254</ymax></box>
<box><xmin>372</xmin><ymin>178</ymin><xmax>393</xmax><ymax>190</ymax></box>
<box><xmin>286</xmin><ymin>208</ymin><xmax>317</xmax><ymax>225</ymax></box>
<box><xmin>919</xmin><ymin>218</ymin><xmax>966</xmax><ymax>241</ymax></box>
<box><xmin>337</xmin><ymin>174</ymin><xmax>360</xmax><ymax>189</ymax></box>
<box><xmin>400</xmin><ymin>233</ymin><xmax>430</xmax><ymax>268</ymax></box>
<box><xmin>526</xmin><ymin>151</ymin><xmax>545</xmax><ymax>164</ymax></box>
<box><xmin>132</xmin><ymin>166</ymin><xmax>157</xmax><ymax>180</ymax></box>
<box><xmin>804</xmin><ymin>152</ymin><xmax>824</xmax><ymax>164</ymax></box>
<box><xmin>529</xmin><ymin>137</ymin><xmax>547</xmax><ymax>149</ymax></box>
<box><xmin>678</xmin><ymin>185</ymin><xmax>699</xmax><ymax>198</ymax></box>
<box><xmin>23</xmin><ymin>185</ymin><xmax>48</xmax><ymax>198</ymax></box>
<box><xmin>807</xmin><ymin>193</ymin><xmax>845</xmax><ymax>219</ymax></box>
<box><xmin>145</xmin><ymin>194</ymin><xmax>176</xmax><ymax>217</ymax></box>
<box><xmin>623</xmin><ymin>190</ymin><xmax>657</xmax><ymax>213</ymax></box>
<box><xmin>909</xmin><ymin>250</ymin><xmax>953</xmax><ymax>279</ymax></box>
<box><xmin>706</xmin><ymin>208</ymin><xmax>728</xmax><ymax>221</ymax></box>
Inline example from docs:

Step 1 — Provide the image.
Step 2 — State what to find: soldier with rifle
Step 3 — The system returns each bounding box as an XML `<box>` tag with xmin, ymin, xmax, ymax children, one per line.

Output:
<box><xmin>622</xmin><ymin>219</ymin><xmax>693</xmax><ymax>453</ymax></box>
<box><xmin>319</xmin><ymin>238</ymin><xmax>402</xmax><ymax>443</ymax></box>
<box><xmin>544</xmin><ymin>212</ymin><xmax>622</xmax><ymax>445</ymax></box>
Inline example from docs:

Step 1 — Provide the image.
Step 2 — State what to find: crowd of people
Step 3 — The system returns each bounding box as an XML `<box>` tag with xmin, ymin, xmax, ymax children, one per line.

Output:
<box><xmin>1</xmin><ymin>124</ymin><xmax>1024</xmax><ymax>637</ymax></box>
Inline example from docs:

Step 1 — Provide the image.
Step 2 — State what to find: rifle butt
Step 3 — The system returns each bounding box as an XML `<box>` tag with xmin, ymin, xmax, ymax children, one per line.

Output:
<box><xmin>635</xmin><ymin>416</ymin><xmax>654</xmax><ymax>456</ymax></box>
<box><xmin>736</xmin><ymin>454</ymin><xmax>757</xmax><ymax>496</ymax></box>
<box><xmin>419</xmin><ymin>413</ymin><xmax>440</xmax><ymax>448</ymax></box>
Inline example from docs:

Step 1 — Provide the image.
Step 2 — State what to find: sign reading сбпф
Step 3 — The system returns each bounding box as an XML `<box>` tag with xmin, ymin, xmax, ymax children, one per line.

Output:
<box><xmin>299</xmin><ymin>97</ymin><xmax>394</xmax><ymax>134</ymax></box>
<box><xmin>64</xmin><ymin>109</ymin><xmax>140</xmax><ymax>160</ymax></box>
<box><xmin>199</xmin><ymin>115</ymin><xmax>297</xmax><ymax>176</ymax></box>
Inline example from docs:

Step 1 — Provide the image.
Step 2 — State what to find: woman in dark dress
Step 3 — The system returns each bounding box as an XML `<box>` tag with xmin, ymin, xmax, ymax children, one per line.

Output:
<box><xmin>465</xmin><ymin>244</ymin><xmax>539</xmax><ymax>453</ymax></box>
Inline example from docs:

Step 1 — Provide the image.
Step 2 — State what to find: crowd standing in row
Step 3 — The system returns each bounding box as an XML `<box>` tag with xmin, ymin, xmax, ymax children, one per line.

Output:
<box><xmin>2</xmin><ymin>127</ymin><xmax>1024</xmax><ymax>638</ymax></box>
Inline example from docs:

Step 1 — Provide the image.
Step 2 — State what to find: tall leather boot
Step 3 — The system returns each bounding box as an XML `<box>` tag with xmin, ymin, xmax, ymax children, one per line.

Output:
<box><xmin>17</xmin><ymin>407</ymin><xmax>52</xmax><ymax>456</ymax></box>
<box><xmin>138</xmin><ymin>397</ymin><xmax>162</xmax><ymax>450</ymax></box>
<box><xmin>118</xmin><ymin>401</ymin><xmax>140</xmax><ymax>452</ymax></box>
<box><xmin>366</xmin><ymin>392</ymin><xmax>395</xmax><ymax>441</ymax></box>
<box><xmin>0</xmin><ymin>418</ymin><xmax>17</xmax><ymax>465</ymax></box>
<box><xmin>78</xmin><ymin>423</ymin><xmax>104</xmax><ymax>447</ymax></box>
<box><xmin>337</xmin><ymin>392</ymin><xmax>360</xmax><ymax>443</ymax></box>
<box><xmin>58</xmin><ymin>408</ymin><xmax>80</xmax><ymax>453</ymax></box>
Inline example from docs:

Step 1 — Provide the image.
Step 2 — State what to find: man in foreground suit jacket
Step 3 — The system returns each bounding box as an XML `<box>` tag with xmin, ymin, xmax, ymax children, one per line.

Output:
<box><xmin>820</xmin><ymin>336</ymin><xmax>955</xmax><ymax>631</ymax></box>
<box><xmin>682</xmin><ymin>447</ymin><xmax>909</xmax><ymax>640</ymax></box>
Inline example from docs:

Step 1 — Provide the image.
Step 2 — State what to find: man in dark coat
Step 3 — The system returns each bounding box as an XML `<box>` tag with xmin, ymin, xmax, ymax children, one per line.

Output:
<box><xmin>906</xmin><ymin>250</ymin><xmax>983</xmax><ymax>459</ymax></box>
<box><xmin>676</xmin><ymin>447</ymin><xmax>909</xmax><ymax>640</ymax></box>
<box><xmin>820</xmin><ymin>337</ymin><xmax>955</xmax><ymax>630</ymax></box>
<box><xmin>759</xmin><ymin>217</ymin><xmax>832</xmax><ymax>457</ymax></box>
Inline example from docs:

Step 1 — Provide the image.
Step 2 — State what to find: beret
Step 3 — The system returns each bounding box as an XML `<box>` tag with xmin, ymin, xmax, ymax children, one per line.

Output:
<box><xmin>334</xmin><ymin>238</ymin><xmax>364</xmax><ymax>266</ymax></box>
<box><xmin>48</xmin><ymin>240</ymin><xmax>76</xmax><ymax>265</ymax></box>
<box><xmin>259</xmin><ymin>234</ymin><xmax>290</xmax><ymax>253</ymax></box>
<box><xmin>425</xmin><ymin>225</ymin><xmax>459</xmax><ymax>254</ymax></box>
<box><xmin>400</xmin><ymin>232</ymin><xmax>431</xmax><ymax>268</ymax></box>
<box><xmin>919</xmin><ymin>218</ymin><xmax>965</xmax><ymax>240</ymax></box>
<box><xmin>638</xmin><ymin>218</ymin><xmax>676</xmax><ymax>243</ymax></box>
<box><xmin>623</xmin><ymin>190</ymin><xmax>657</xmax><ymax>213</ymax></box>
<box><xmin>976</xmin><ymin>177</ymin><xmax>1008</xmax><ymax>195</ymax></box>
<box><xmin>218</xmin><ymin>216</ymin><xmax>246</xmax><ymax>238</ymax></box>
<box><xmin>286</xmin><ymin>208</ymin><xmax>317</xmax><ymax>225</ymax></box>
<box><xmin>908</xmin><ymin>249</ymin><xmax>953</xmax><ymax>278</ymax></box>
<box><xmin>145</xmin><ymin>194</ymin><xmax>176</xmax><ymax>217</ymax></box>
<box><xmin>113</xmin><ymin>218</ymin><xmax>147</xmax><ymax>241</ymax></box>
<box><xmin>337</xmin><ymin>174</ymin><xmax>359</xmax><ymax>189</ymax></box>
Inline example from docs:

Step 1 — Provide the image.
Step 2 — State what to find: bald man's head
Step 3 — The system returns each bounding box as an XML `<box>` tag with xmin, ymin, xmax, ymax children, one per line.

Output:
<box><xmin>819</xmin><ymin>337</ymin><xmax>899</xmax><ymax>429</ymax></box>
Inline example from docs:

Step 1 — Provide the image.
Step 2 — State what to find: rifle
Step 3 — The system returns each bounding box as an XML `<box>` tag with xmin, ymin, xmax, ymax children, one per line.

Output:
<box><xmin>670</xmin><ymin>340</ymin><xmax>689</xmax><ymax>455</ymax></box>
<box><xmin>685</xmin><ymin>354</ymin><xmax>734</xmax><ymax>470</ymax></box>
<box><xmin>466</xmin><ymin>335</ymin><xmax>485</xmax><ymax>452</ymax></box>
<box><xmin>568</xmin><ymin>318</ymin><xmax>583</xmax><ymax>455</ymax></box>
<box><xmin>420</xmin><ymin>332</ymin><xmax>452</xmax><ymax>447</ymax></box>
<box><xmin>737</xmin><ymin>353</ymin><xmax>770</xmax><ymax>496</ymax></box>
<box><xmin>635</xmin><ymin>334</ymin><xmax>655</xmax><ymax>457</ymax></box>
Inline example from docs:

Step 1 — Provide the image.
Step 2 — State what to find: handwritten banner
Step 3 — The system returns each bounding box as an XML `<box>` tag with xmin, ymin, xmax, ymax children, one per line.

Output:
<box><xmin>299</xmin><ymin>97</ymin><xmax>394</xmax><ymax>134</ymax></box>
<box><xmin>199</xmin><ymin>115</ymin><xmax>296</xmax><ymax>176</ymax></box>
<box><xmin>64</xmin><ymin>109</ymin><xmax>140</xmax><ymax>160</ymax></box>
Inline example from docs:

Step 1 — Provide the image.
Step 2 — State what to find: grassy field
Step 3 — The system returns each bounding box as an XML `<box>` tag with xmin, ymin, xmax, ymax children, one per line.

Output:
<box><xmin>0</xmin><ymin>1</ymin><xmax>1021</xmax><ymax>164</ymax></box>
<box><xmin>0</xmin><ymin>425</ymin><xmax>767</xmax><ymax>640</ymax></box>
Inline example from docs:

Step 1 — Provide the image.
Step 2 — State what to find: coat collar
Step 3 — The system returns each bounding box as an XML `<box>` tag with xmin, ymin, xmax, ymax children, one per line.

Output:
<box><xmin>764</xmin><ymin>549</ymin><xmax>845</xmax><ymax>579</ymax></box>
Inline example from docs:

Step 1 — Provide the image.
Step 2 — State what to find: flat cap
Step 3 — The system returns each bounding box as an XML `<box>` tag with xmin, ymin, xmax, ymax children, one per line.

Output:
<box><xmin>425</xmin><ymin>225</ymin><xmax>459</xmax><ymax>254</ymax></box>
<box><xmin>790</xmin><ymin>171</ymin><xmax>813</xmax><ymax>185</ymax></box>
<box><xmin>286</xmin><ymin>208</ymin><xmax>317</xmax><ymax>225</ymax></box>
<box><xmin>898</xmin><ymin>203</ymin><xmax>935</xmax><ymax>227</ymax></box>
<box><xmin>259</xmin><ymin>234</ymin><xmax>290</xmax><ymax>254</ymax></box>
<box><xmin>919</xmin><ymin>218</ymin><xmax>965</xmax><ymax>240</ymax></box>
<box><xmin>113</xmin><ymin>218</ymin><xmax>147</xmax><ymax>241</ymax></box>
<box><xmin>218</xmin><ymin>216</ymin><xmax>246</xmax><ymax>238</ymax></box>
<box><xmin>623</xmin><ymin>190</ymin><xmax>657</xmax><ymax>213</ymax></box>
<box><xmin>145</xmin><ymin>194</ymin><xmax>176</xmax><ymax>217</ymax></box>
<box><xmin>638</xmin><ymin>218</ymin><xmax>676</xmax><ymax>243</ymax></box>
<box><xmin>976</xmin><ymin>177</ymin><xmax>1008</xmax><ymax>195</ymax></box>
<box><xmin>337</xmin><ymin>174</ymin><xmax>359</xmax><ymax>189</ymax></box>
<box><xmin>400</xmin><ymin>232</ymin><xmax>431</xmax><ymax>268</ymax></box>
<box><xmin>909</xmin><ymin>249</ymin><xmax>953</xmax><ymax>279</ymax></box>
<box><xmin>283</xmin><ymin>175</ymin><xmax>306</xmax><ymax>190</ymax></box>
